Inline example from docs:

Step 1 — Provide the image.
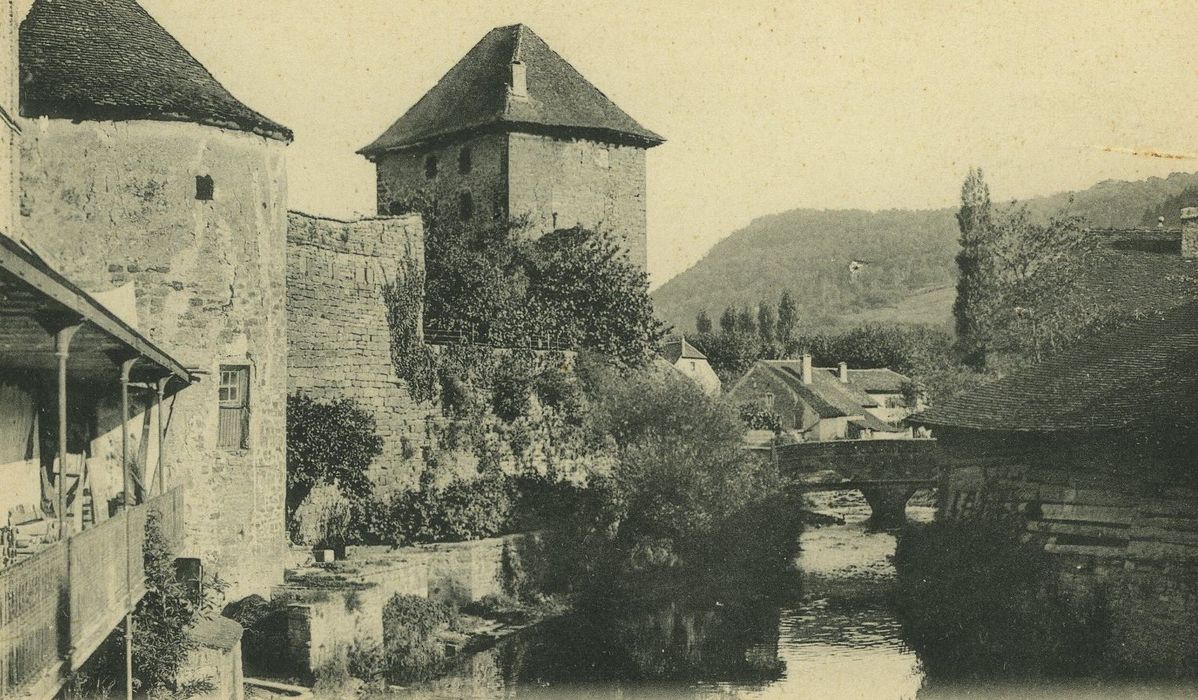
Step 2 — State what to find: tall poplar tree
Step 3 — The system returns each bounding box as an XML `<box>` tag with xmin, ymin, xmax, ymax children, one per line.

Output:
<box><xmin>952</xmin><ymin>168</ymin><xmax>998</xmax><ymax>368</ymax></box>
<box><xmin>777</xmin><ymin>290</ymin><xmax>798</xmax><ymax>348</ymax></box>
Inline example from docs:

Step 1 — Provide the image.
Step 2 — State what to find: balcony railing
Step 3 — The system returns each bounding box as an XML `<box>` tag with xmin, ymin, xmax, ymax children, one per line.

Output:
<box><xmin>0</xmin><ymin>488</ymin><xmax>184</xmax><ymax>698</ymax></box>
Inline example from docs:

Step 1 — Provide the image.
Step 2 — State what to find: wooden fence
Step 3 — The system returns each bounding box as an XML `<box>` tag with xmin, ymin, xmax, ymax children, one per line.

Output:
<box><xmin>0</xmin><ymin>488</ymin><xmax>184</xmax><ymax>698</ymax></box>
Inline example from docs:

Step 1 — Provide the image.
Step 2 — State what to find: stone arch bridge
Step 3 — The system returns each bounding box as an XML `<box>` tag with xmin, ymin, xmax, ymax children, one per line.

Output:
<box><xmin>773</xmin><ymin>439</ymin><xmax>942</xmax><ymax>527</ymax></box>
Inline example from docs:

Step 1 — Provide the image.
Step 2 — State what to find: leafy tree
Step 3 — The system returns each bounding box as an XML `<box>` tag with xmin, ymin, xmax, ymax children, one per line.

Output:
<box><xmin>757</xmin><ymin>303</ymin><xmax>776</xmax><ymax>343</ymax></box>
<box><xmin>952</xmin><ymin>169</ymin><xmax>1101</xmax><ymax>368</ymax></box>
<box><xmin>525</xmin><ymin>227</ymin><xmax>664</xmax><ymax>365</ymax></box>
<box><xmin>286</xmin><ymin>394</ymin><xmax>383</xmax><ymax>520</ymax></box>
<box><xmin>776</xmin><ymin>290</ymin><xmax>798</xmax><ymax>347</ymax></box>
<box><xmin>695</xmin><ymin>310</ymin><xmax>713</xmax><ymax>334</ymax></box>
<box><xmin>735</xmin><ymin>306</ymin><xmax>757</xmax><ymax>335</ymax></box>
<box><xmin>573</xmin><ymin>364</ymin><xmax>801</xmax><ymax>602</ymax></box>
<box><xmin>415</xmin><ymin>206</ymin><xmax>663</xmax><ymax>365</ymax></box>
<box><xmin>718</xmin><ymin>306</ymin><xmax>737</xmax><ymax>334</ymax></box>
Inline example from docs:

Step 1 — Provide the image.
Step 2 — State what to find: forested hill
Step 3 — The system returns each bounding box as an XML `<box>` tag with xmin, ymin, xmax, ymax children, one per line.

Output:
<box><xmin>651</xmin><ymin>171</ymin><xmax>1198</xmax><ymax>334</ymax></box>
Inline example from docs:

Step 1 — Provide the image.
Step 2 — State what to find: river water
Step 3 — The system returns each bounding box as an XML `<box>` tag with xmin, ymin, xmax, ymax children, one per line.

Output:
<box><xmin>405</xmin><ymin>491</ymin><xmax>1197</xmax><ymax>700</ymax></box>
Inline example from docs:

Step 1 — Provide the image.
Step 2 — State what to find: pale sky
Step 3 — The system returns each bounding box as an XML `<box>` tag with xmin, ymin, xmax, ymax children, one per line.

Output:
<box><xmin>51</xmin><ymin>1</ymin><xmax>1198</xmax><ymax>287</ymax></box>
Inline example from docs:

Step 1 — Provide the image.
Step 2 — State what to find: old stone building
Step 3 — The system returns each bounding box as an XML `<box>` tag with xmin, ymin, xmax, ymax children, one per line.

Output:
<box><xmin>17</xmin><ymin>0</ymin><xmax>292</xmax><ymax>598</ymax></box>
<box><xmin>910</xmin><ymin>296</ymin><xmax>1198</xmax><ymax>673</ymax></box>
<box><xmin>727</xmin><ymin>356</ymin><xmax>915</xmax><ymax>441</ymax></box>
<box><xmin>359</xmin><ymin>23</ymin><xmax>663</xmax><ymax>271</ymax></box>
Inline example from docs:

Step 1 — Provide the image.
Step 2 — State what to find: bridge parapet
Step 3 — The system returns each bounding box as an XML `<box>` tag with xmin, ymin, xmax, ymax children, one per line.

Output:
<box><xmin>777</xmin><ymin>439</ymin><xmax>941</xmax><ymax>482</ymax></box>
<box><xmin>777</xmin><ymin>439</ymin><xmax>941</xmax><ymax>527</ymax></box>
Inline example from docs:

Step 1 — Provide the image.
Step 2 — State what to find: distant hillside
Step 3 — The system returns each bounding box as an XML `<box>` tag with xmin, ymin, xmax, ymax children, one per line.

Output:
<box><xmin>652</xmin><ymin>172</ymin><xmax>1198</xmax><ymax>334</ymax></box>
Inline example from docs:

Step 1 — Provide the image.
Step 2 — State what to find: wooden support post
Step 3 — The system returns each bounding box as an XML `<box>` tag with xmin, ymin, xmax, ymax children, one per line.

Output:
<box><xmin>120</xmin><ymin>357</ymin><xmax>139</xmax><ymax>700</ymax></box>
<box><xmin>155</xmin><ymin>376</ymin><xmax>170</xmax><ymax>496</ymax></box>
<box><xmin>54</xmin><ymin>324</ymin><xmax>81</xmax><ymax>540</ymax></box>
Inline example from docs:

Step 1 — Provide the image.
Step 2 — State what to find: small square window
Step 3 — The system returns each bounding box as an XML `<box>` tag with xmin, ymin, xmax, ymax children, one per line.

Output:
<box><xmin>217</xmin><ymin>365</ymin><xmax>249</xmax><ymax>450</ymax></box>
<box><xmin>424</xmin><ymin>155</ymin><xmax>438</xmax><ymax>179</ymax></box>
<box><xmin>196</xmin><ymin>175</ymin><xmax>214</xmax><ymax>201</ymax></box>
<box><xmin>458</xmin><ymin>147</ymin><xmax>472</xmax><ymax>174</ymax></box>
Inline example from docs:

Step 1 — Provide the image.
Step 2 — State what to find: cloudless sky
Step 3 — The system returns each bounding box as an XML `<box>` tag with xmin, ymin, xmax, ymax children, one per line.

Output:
<box><xmin>39</xmin><ymin>1</ymin><xmax>1198</xmax><ymax>287</ymax></box>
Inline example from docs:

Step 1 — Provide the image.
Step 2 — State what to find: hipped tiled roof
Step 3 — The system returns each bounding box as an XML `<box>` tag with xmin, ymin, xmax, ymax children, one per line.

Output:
<box><xmin>910</xmin><ymin>299</ymin><xmax>1198</xmax><ymax>432</ymax></box>
<box><xmin>360</xmin><ymin>24</ymin><xmax>663</xmax><ymax>155</ymax></box>
<box><xmin>20</xmin><ymin>0</ymin><xmax>292</xmax><ymax>141</ymax></box>
<box><xmin>754</xmin><ymin>361</ymin><xmax>888</xmax><ymax>419</ymax></box>
<box><xmin>848</xmin><ymin>368</ymin><xmax>908</xmax><ymax>393</ymax></box>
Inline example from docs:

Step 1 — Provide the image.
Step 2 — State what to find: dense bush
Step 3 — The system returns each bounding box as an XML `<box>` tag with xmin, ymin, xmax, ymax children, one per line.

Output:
<box><xmin>566</xmin><ymin>364</ymin><xmax>802</xmax><ymax>600</ymax></box>
<box><xmin>286</xmin><ymin>393</ymin><xmax>383</xmax><ymax>522</ymax></box>
<box><xmin>894</xmin><ymin>518</ymin><xmax>1109</xmax><ymax>680</ymax></box>
<box><xmin>349</xmin><ymin>473</ymin><xmax>515</xmax><ymax>547</ymax></box>
<box><xmin>382</xmin><ymin>594</ymin><xmax>461</xmax><ymax>682</ymax></box>
<box><xmin>737</xmin><ymin>402</ymin><xmax>782</xmax><ymax>432</ymax></box>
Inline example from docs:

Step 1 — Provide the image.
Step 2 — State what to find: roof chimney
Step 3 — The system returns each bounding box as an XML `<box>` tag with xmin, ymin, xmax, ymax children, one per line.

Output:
<box><xmin>509</xmin><ymin>61</ymin><xmax>528</xmax><ymax>99</ymax></box>
<box><xmin>1182</xmin><ymin>207</ymin><xmax>1198</xmax><ymax>259</ymax></box>
<box><xmin>838</xmin><ymin>361</ymin><xmax>849</xmax><ymax>383</ymax></box>
<box><xmin>801</xmin><ymin>354</ymin><xmax>813</xmax><ymax>385</ymax></box>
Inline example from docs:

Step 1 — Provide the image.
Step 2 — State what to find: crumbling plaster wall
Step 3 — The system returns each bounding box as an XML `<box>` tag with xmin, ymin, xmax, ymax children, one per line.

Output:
<box><xmin>507</xmin><ymin>132</ymin><xmax>647</xmax><ymax>271</ymax></box>
<box><xmin>19</xmin><ymin>117</ymin><xmax>289</xmax><ymax>599</ymax></box>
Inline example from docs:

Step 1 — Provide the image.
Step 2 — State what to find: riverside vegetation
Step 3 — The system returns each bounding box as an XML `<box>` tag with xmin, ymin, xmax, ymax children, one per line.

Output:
<box><xmin>270</xmin><ymin>214</ymin><xmax>804</xmax><ymax>690</ymax></box>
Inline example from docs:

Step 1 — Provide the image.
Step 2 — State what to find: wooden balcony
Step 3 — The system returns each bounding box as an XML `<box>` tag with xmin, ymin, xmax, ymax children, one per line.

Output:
<box><xmin>0</xmin><ymin>488</ymin><xmax>184</xmax><ymax>699</ymax></box>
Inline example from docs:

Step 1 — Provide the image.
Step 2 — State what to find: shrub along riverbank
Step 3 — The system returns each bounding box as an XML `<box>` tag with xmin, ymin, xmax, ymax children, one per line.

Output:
<box><xmin>893</xmin><ymin>518</ymin><xmax>1110</xmax><ymax>682</ymax></box>
<box><xmin>276</xmin><ymin>357</ymin><xmax>806</xmax><ymax>692</ymax></box>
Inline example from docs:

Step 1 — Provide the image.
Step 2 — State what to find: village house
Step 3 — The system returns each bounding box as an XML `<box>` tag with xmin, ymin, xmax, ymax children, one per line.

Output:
<box><xmin>727</xmin><ymin>355</ymin><xmax>916</xmax><ymax>441</ymax></box>
<box><xmin>908</xmin><ymin>290</ymin><xmax>1198</xmax><ymax>673</ymax></box>
<box><xmin>18</xmin><ymin>0</ymin><xmax>293</xmax><ymax>600</ymax></box>
<box><xmin>359</xmin><ymin>23</ymin><xmax>663</xmax><ymax>272</ymax></box>
<box><xmin>660</xmin><ymin>336</ymin><xmax>721</xmax><ymax>396</ymax></box>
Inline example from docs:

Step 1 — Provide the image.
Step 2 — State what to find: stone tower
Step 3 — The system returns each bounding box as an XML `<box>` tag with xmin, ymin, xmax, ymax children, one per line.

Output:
<box><xmin>360</xmin><ymin>24</ymin><xmax>663</xmax><ymax>271</ymax></box>
<box><xmin>19</xmin><ymin>0</ymin><xmax>291</xmax><ymax>598</ymax></box>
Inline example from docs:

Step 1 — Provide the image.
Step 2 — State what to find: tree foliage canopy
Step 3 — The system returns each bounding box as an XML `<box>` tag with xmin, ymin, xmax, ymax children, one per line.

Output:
<box><xmin>953</xmin><ymin>169</ymin><xmax>1100</xmax><ymax>368</ymax></box>
<box><xmin>422</xmin><ymin>214</ymin><xmax>662</xmax><ymax>364</ymax></box>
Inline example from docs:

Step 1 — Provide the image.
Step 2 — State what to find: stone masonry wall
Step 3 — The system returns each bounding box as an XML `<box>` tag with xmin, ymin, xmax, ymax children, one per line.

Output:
<box><xmin>372</xmin><ymin>130</ymin><xmax>649</xmax><ymax>271</ymax></box>
<box><xmin>19</xmin><ymin>118</ymin><xmax>289</xmax><ymax>599</ymax></box>
<box><xmin>940</xmin><ymin>454</ymin><xmax>1198</xmax><ymax>673</ymax></box>
<box><xmin>373</xmin><ymin>131</ymin><xmax>507</xmax><ymax>222</ymax></box>
<box><xmin>286</xmin><ymin>211</ymin><xmax>434</xmax><ymax>491</ymax></box>
<box><xmin>507</xmin><ymin>132</ymin><xmax>647</xmax><ymax>271</ymax></box>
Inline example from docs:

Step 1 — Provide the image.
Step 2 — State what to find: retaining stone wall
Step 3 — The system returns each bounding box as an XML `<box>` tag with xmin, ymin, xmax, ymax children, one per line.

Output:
<box><xmin>286</xmin><ymin>211</ymin><xmax>434</xmax><ymax>492</ymax></box>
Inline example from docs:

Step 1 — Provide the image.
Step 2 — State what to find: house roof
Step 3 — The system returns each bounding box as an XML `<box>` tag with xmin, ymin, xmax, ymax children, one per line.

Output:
<box><xmin>20</xmin><ymin>0</ymin><xmax>292</xmax><ymax>141</ymax></box>
<box><xmin>848</xmin><ymin>368</ymin><xmax>908</xmax><ymax>393</ymax></box>
<box><xmin>736</xmin><ymin>360</ymin><xmax>893</xmax><ymax>420</ymax></box>
<box><xmin>359</xmin><ymin>24</ymin><xmax>664</xmax><ymax>155</ymax></box>
<box><xmin>850</xmin><ymin>413</ymin><xmax>907</xmax><ymax>433</ymax></box>
<box><xmin>0</xmin><ymin>232</ymin><xmax>193</xmax><ymax>384</ymax></box>
<box><xmin>909</xmin><ymin>299</ymin><xmax>1198</xmax><ymax>433</ymax></box>
<box><xmin>662</xmin><ymin>337</ymin><xmax>708</xmax><ymax>364</ymax></box>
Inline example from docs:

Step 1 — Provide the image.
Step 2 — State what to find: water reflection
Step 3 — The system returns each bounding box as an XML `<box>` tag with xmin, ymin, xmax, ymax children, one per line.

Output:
<box><xmin>403</xmin><ymin>491</ymin><xmax>1195</xmax><ymax>699</ymax></box>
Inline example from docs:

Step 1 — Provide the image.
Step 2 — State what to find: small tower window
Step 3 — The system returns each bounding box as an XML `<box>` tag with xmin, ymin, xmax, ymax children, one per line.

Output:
<box><xmin>459</xmin><ymin>191</ymin><xmax>474</xmax><ymax>220</ymax></box>
<box><xmin>458</xmin><ymin>147</ymin><xmax>472</xmax><ymax>174</ymax></box>
<box><xmin>424</xmin><ymin>155</ymin><xmax>438</xmax><ymax>179</ymax></box>
<box><xmin>195</xmin><ymin>175</ymin><xmax>214</xmax><ymax>201</ymax></box>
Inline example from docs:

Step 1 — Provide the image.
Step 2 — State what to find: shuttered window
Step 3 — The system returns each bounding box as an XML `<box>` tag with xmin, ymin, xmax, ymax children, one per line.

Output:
<box><xmin>217</xmin><ymin>366</ymin><xmax>249</xmax><ymax>450</ymax></box>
